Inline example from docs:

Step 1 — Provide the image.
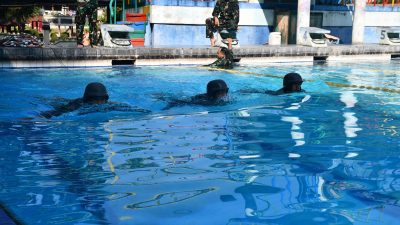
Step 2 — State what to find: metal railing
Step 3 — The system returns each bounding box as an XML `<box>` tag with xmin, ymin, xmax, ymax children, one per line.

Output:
<box><xmin>367</xmin><ymin>0</ymin><xmax>400</xmax><ymax>6</ymax></box>
<box><xmin>315</xmin><ymin>0</ymin><xmax>400</xmax><ymax>6</ymax></box>
<box><xmin>109</xmin><ymin>0</ymin><xmax>117</xmax><ymax>24</ymax></box>
<box><xmin>109</xmin><ymin>0</ymin><xmax>141</xmax><ymax>24</ymax></box>
<box><xmin>314</xmin><ymin>0</ymin><xmax>352</xmax><ymax>4</ymax></box>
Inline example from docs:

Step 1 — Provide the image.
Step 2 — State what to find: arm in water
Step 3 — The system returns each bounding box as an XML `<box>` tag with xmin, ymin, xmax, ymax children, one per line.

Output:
<box><xmin>77</xmin><ymin>102</ymin><xmax>151</xmax><ymax>115</ymax></box>
<box><xmin>161</xmin><ymin>79</ymin><xmax>230</xmax><ymax>109</ymax></box>
<box><xmin>40</xmin><ymin>98</ymin><xmax>84</xmax><ymax>119</ymax></box>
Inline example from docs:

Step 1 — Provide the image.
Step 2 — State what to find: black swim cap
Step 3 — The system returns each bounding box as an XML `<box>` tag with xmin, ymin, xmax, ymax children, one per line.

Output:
<box><xmin>207</xmin><ymin>79</ymin><xmax>229</xmax><ymax>97</ymax></box>
<box><xmin>83</xmin><ymin>82</ymin><xmax>109</xmax><ymax>103</ymax></box>
<box><xmin>283</xmin><ymin>73</ymin><xmax>303</xmax><ymax>87</ymax></box>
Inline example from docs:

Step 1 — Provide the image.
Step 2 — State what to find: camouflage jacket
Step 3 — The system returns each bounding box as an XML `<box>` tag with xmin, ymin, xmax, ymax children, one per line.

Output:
<box><xmin>208</xmin><ymin>58</ymin><xmax>233</xmax><ymax>69</ymax></box>
<box><xmin>212</xmin><ymin>0</ymin><xmax>239</xmax><ymax>30</ymax></box>
<box><xmin>77</xmin><ymin>0</ymin><xmax>98</xmax><ymax>8</ymax></box>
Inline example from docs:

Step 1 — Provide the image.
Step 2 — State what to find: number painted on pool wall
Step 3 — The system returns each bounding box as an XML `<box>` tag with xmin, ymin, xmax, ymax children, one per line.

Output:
<box><xmin>381</xmin><ymin>30</ymin><xmax>386</xmax><ymax>40</ymax></box>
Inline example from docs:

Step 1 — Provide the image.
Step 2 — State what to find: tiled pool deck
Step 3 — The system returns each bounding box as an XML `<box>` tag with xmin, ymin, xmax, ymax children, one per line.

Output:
<box><xmin>1</xmin><ymin>44</ymin><xmax>400</xmax><ymax>68</ymax></box>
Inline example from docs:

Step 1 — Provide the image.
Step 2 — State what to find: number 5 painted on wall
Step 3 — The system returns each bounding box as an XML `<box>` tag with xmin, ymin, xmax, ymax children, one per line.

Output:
<box><xmin>381</xmin><ymin>30</ymin><xmax>386</xmax><ymax>40</ymax></box>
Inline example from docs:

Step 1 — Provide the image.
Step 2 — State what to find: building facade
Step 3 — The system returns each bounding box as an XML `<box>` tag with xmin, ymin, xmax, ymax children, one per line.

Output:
<box><xmin>125</xmin><ymin>0</ymin><xmax>400</xmax><ymax>46</ymax></box>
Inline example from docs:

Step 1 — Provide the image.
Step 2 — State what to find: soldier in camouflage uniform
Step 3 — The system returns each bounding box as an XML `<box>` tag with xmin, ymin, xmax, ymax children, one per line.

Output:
<box><xmin>208</xmin><ymin>47</ymin><xmax>234</xmax><ymax>69</ymax></box>
<box><xmin>206</xmin><ymin>0</ymin><xmax>239</xmax><ymax>49</ymax></box>
<box><xmin>76</xmin><ymin>0</ymin><xmax>98</xmax><ymax>47</ymax></box>
<box><xmin>163</xmin><ymin>79</ymin><xmax>229</xmax><ymax>109</ymax></box>
<box><xmin>205</xmin><ymin>17</ymin><xmax>218</xmax><ymax>47</ymax></box>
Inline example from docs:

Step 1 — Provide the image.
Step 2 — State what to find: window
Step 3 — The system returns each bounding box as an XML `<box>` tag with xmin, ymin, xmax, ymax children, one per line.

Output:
<box><xmin>310</xmin><ymin>13</ymin><xmax>323</xmax><ymax>28</ymax></box>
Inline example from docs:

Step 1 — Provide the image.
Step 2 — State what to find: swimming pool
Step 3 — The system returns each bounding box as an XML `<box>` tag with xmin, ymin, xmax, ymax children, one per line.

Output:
<box><xmin>0</xmin><ymin>61</ymin><xmax>399</xmax><ymax>225</ymax></box>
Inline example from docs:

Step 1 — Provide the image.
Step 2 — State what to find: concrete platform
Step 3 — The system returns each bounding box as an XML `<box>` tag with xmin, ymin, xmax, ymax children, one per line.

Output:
<box><xmin>1</xmin><ymin>44</ymin><xmax>400</xmax><ymax>68</ymax></box>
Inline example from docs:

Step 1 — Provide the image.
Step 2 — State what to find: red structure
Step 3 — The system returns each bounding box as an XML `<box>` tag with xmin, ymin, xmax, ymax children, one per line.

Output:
<box><xmin>28</xmin><ymin>16</ymin><xmax>43</xmax><ymax>32</ymax></box>
<box><xmin>367</xmin><ymin>0</ymin><xmax>400</xmax><ymax>6</ymax></box>
<box><xmin>126</xmin><ymin>13</ymin><xmax>147</xmax><ymax>46</ymax></box>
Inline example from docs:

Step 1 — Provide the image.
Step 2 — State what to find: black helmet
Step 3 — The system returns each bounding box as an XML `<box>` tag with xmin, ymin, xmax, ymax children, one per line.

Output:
<box><xmin>83</xmin><ymin>82</ymin><xmax>109</xmax><ymax>103</ymax></box>
<box><xmin>283</xmin><ymin>73</ymin><xmax>303</xmax><ymax>87</ymax></box>
<box><xmin>207</xmin><ymin>79</ymin><xmax>229</xmax><ymax>98</ymax></box>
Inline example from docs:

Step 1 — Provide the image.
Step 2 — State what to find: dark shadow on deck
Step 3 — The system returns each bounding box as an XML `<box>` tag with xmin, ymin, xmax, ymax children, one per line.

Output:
<box><xmin>0</xmin><ymin>204</ymin><xmax>23</xmax><ymax>225</ymax></box>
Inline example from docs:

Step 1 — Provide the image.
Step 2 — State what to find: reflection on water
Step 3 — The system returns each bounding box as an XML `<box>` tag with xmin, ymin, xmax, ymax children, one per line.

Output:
<box><xmin>0</xmin><ymin>63</ymin><xmax>400</xmax><ymax>225</ymax></box>
<box><xmin>126</xmin><ymin>188</ymin><xmax>216</xmax><ymax>209</ymax></box>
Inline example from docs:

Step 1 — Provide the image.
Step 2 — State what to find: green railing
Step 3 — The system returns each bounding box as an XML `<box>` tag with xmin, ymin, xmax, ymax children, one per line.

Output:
<box><xmin>109</xmin><ymin>0</ymin><xmax>117</xmax><ymax>24</ymax></box>
<box><xmin>109</xmin><ymin>0</ymin><xmax>140</xmax><ymax>24</ymax></box>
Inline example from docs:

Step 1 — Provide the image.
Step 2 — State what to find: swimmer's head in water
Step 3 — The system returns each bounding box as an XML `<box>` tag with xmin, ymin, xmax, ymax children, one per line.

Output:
<box><xmin>283</xmin><ymin>73</ymin><xmax>303</xmax><ymax>92</ymax></box>
<box><xmin>207</xmin><ymin>79</ymin><xmax>229</xmax><ymax>99</ymax></box>
<box><xmin>83</xmin><ymin>82</ymin><xmax>109</xmax><ymax>104</ymax></box>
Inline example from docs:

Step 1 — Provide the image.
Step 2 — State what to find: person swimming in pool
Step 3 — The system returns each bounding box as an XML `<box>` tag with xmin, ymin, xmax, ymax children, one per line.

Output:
<box><xmin>241</xmin><ymin>73</ymin><xmax>305</xmax><ymax>95</ymax></box>
<box><xmin>163</xmin><ymin>79</ymin><xmax>229</xmax><ymax>109</ymax></box>
<box><xmin>39</xmin><ymin>82</ymin><xmax>148</xmax><ymax>119</ymax></box>
<box><xmin>269</xmin><ymin>72</ymin><xmax>304</xmax><ymax>95</ymax></box>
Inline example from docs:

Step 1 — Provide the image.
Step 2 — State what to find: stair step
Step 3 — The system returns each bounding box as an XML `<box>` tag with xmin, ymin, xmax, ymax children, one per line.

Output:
<box><xmin>126</xmin><ymin>13</ymin><xmax>147</xmax><ymax>22</ymax></box>
<box><xmin>131</xmin><ymin>38</ymin><xmax>145</xmax><ymax>46</ymax></box>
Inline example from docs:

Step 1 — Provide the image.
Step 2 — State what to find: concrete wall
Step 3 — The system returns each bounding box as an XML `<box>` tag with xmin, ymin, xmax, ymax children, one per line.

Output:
<box><xmin>149</xmin><ymin>5</ymin><xmax>274</xmax><ymax>26</ymax></box>
<box><xmin>125</xmin><ymin>0</ymin><xmax>303</xmax><ymax>47</ymax></box>
<box><xmin>129</xmin><ymin>0</ymin><xmax>400</xmax><ymax>46</ymax></box>
<box><xmin>313</xmin><ymin>9</ymin><xmax>400</xmax><ymax>44</ymax></box>
<box><xmin>148</xmin><ymin>4</ymin><xmax>275</xmax><ymax>46</ymax></box>
<box><xmin>151</xmin><ymin>24</ymin><xmax>273</xmax><ymax>47</ymax></box>
<box><xmin>364</xmin><ymin>26</ymin><xmax>400</xmax><ymax>44</ymax></box>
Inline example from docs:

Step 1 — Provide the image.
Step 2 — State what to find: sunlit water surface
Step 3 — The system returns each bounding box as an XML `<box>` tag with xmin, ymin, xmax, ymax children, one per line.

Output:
<box><xmin>0</xmin><ymin>61</ymin><xmax>399</xmax><ymax>225</ymax></box>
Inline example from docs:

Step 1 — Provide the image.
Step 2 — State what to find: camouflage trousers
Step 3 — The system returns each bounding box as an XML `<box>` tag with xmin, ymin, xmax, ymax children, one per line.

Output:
<box><xmin>76</xmin><ymin>4</ymin><xmax>98</xmax><ymax>46</ymax></box>
<box><xmin>205</xmin><ymin>17</ymin><xmax>237</xmax><ymax>39</ymax></box>
<box><xmin>205</xmin><ymin>17</ymin><xmax>218</xmax><ymax>39</ymax></box>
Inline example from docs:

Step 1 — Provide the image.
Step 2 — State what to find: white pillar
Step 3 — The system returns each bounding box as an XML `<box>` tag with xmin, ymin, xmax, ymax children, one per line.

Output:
<box><xmin>297</xmin><ymin>0</ymin><xmax>311</xmax><ymax>45</ymax></box>
<box><xmin>352</xmin><ymin>0</ymin><xmax>366</xmax><ymax>44</ymax></box>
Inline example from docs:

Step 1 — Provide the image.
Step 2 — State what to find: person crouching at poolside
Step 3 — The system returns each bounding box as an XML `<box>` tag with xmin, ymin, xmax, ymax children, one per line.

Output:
<box><xmin>207</xmin><ymin>47</ymin><xmax>234</xmax><ymax>69</ymax></box>
<box><xmin>205</xmin><ymin>17</ymin><xmax>218</xmax><ymax>47</ymax></box>
<box><xmin>163</xmin><ymin>79</ymin><xmax>229</xmax><ymax>109</ymax></box>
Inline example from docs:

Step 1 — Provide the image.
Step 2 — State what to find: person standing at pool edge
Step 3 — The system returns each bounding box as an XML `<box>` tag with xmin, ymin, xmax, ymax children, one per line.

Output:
<box><xmin>207</xmin><ymin>0</ymin><xmax>240</xmax><ymax>50</ymax></box>
<box><xmin>205</xmin><ymin>17</ymin><xmax>218</xmax><ymax>47</ymax></box>
<box><xmin>76</xmin><ymin>0</ymin><xmax>98</xmax><ymax>47</ymax></box>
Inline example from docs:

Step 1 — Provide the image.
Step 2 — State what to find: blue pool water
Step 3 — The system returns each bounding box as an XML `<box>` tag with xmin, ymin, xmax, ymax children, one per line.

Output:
<box><xmin>0</xmin><ymin>61</ymin><xmax>399</xmax><ymax>225</ymax></box>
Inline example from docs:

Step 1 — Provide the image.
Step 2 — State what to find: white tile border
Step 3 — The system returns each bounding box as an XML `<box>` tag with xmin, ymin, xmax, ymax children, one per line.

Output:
<box><xmin>240</xmin><ymin>56</ymin><xmax>314</xmax><ymax>65</ymax></box>
<box><xmin>136</xmin><ymin>57</ymin><xmax>317</xmax><ymax>66</ymax></box>
<box><xmin>1</xmin><ymin>60</ymin><xmax>113</xmax><ymax>68</ymax></box>
<box><xmin>135</xmin><ymin>58</ymin><xmax>215</xmax><ymax>66</ymax></box>
<box><xmin>0</xmin><ymin>54</ymin><xmax>394</xmax><ymax>68</ymax></box>
<box><xmin>327</xmin><ymin>54</ymin><xmax>391</xmax><ymax>62</ymax></box>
